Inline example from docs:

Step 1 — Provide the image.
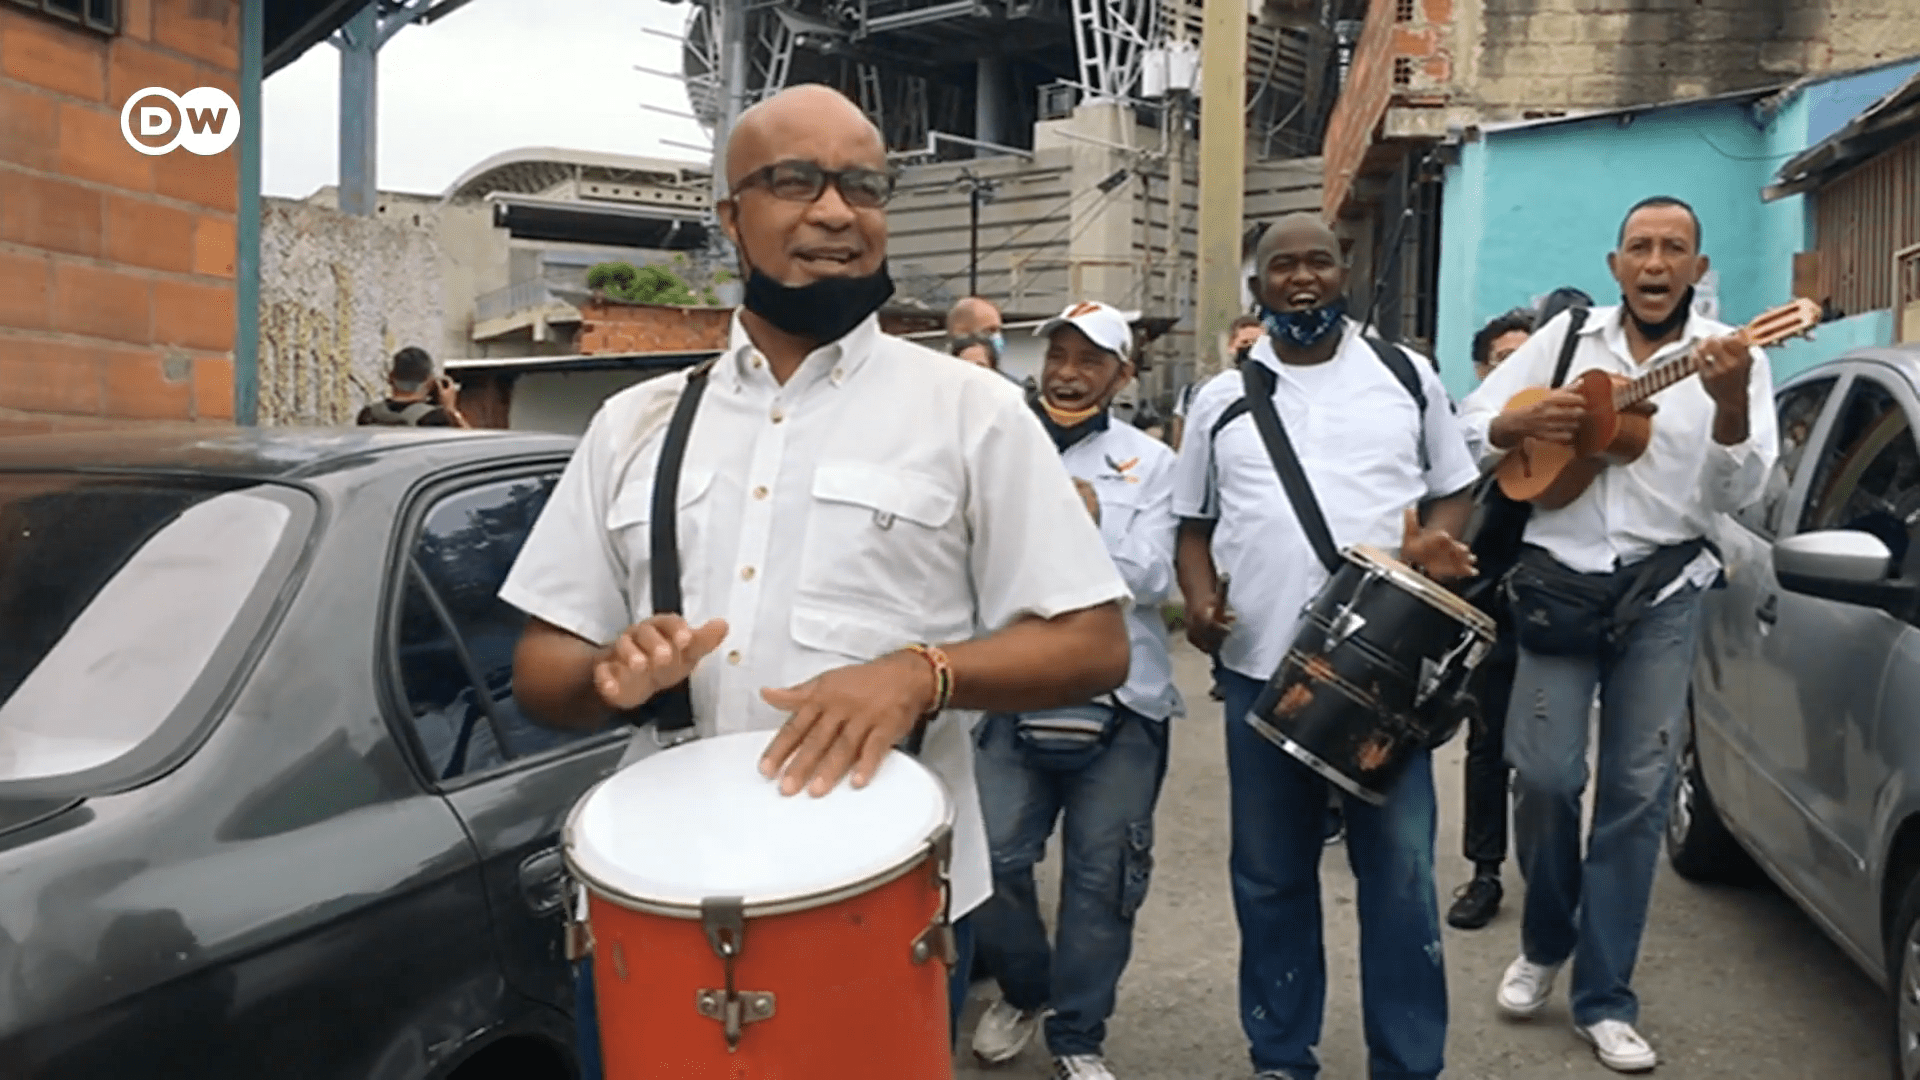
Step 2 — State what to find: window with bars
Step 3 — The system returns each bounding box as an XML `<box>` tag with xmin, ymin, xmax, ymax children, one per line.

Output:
<box><xmin>1396</xmin><ymin>0</ymin><xmax>1416</xmax><ymax>21</ymax></box>
<box><xmin>1393</xmin><ymin>57</ymin><xmax>1415</xmax><ymax>87</ymax></box>
<box><xmin>7</xmin><ymin>0</ymin><xmax>119</xmax><ymax>34</ymax></box>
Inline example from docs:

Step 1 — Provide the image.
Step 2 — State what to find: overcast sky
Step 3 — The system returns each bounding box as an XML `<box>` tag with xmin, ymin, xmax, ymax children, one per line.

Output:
<box><xmin>262</xmin><ymin>0</ymin><xmax>710</xmax><ymax>199</ymax></box>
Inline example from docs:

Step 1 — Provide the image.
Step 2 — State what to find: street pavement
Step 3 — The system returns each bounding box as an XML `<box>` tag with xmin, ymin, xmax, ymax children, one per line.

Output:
<box><xmin>952</xmin><ymin>638</ymin><xmax>1889</xmax><ymax>1079</ymax></box>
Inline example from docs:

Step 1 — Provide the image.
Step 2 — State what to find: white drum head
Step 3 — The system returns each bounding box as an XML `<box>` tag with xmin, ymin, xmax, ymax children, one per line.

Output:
<box><xmin>565</xmin><ymin>731</ymin><xmax>952</xmax><ymax>915</ymax></box>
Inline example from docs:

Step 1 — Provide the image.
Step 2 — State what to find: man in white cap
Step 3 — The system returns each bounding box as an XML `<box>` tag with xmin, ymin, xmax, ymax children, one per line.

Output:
<box><xmin>969</xmin><ymin>301</ymin><xmax>1180</xmax><ymax>1080</ymax></box>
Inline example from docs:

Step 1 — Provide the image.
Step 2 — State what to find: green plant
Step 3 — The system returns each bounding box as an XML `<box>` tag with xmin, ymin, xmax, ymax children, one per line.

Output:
<box><xmin>586</xmin><ymin>261</ymin><xmax>708</xmax><ymax>306</ymax></box>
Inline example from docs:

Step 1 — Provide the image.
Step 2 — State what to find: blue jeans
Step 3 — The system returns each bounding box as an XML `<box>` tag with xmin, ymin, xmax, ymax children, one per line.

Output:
<box><xmin>1217</xmin><ymin>666</ymin><xmax>1447</xmax><ymax>1080</ymax></box>
<box><xmin>1505</xmin><ymin>582</ymin><xmax>1704</xmax><ymax>1027</ymax></box>
<box><xmin>571</xmin><ymin>905</ymin><xmax>976</xmax><ymax>1077</ymax></box>
<box><xmin>969</xmin><ymin>708</ymin><xmax>1171</xmax><ymax>1057</ymax></box>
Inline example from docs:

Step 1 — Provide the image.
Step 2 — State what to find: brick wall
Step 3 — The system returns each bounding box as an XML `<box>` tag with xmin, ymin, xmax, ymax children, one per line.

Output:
<box><xmin>0</xmin><ymin>0</ymin><xmax>239</xmax><ymax>437</ymax></box>
<box><xmin>1322</xmin><ymin>0</ymin><xmax>1399</xmax><ymax>219</ymax></box>
<box><xmin>576</xmin><ymin>299</ymin><xmax>731</xmax><ymax>354</ymax></box>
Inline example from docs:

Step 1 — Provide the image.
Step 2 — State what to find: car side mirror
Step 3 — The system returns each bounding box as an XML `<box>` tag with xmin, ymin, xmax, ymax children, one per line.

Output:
<box><xmin>1774</xmin><ymin>529</ymin><xmax>1893</xmax><ymax>585</ymax></box>
<box><xmin>1773</xmin><ymin>529</ymin><xmax>1918</xmax><ymax>619</ymax></box>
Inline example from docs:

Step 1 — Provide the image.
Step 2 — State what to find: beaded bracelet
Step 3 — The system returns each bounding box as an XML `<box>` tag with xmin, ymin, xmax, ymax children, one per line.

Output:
<box><xmin>902</xmin><ymin>643</ymin><xmax>954</xmax><ymax>715</ymax></box>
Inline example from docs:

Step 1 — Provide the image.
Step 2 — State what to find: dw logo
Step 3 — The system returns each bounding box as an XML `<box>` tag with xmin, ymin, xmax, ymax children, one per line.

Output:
<box><xmin>119</xmin><ymin>87</ymin><xmax>240</xmax><ymax>156</ymax></box>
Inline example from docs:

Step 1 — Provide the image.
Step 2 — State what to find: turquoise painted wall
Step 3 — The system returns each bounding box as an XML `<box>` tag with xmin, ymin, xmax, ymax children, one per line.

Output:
<box><xmin>1770</xmin><ymin>310</ymin><xmax>1898</xmax><ymax>382</ymax></box>
<box><xmin>1435</xmin><ymin>61</ymin><xmax>1920</xmax><ymax>403</ymax></box>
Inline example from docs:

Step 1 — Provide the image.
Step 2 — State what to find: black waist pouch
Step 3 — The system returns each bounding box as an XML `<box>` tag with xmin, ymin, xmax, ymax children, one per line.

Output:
<box><xmin>1504</xmin><ymin>541</ymin><xmax>1714</xmax><ymax>658</ymax></box>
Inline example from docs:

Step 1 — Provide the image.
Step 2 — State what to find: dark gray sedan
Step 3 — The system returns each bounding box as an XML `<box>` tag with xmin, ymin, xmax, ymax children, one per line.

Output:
<box><xmin>1673</xmin><ymin>343</ymin><xmax>1920</xmax><ymax>1079</ymax></box>
<box><xmin>0</xmin><ymin>428</ymin><xmax>627</xmax><ymax>1079</ymax></box>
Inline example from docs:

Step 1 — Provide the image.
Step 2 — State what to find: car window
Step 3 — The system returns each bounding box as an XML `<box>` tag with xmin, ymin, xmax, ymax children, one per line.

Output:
<box><xmin>1738</xmin><ymin>377</ymin><xmax>1836</xmax><ymax>538</ymax></box>
<box><xmin>395</xmin><ymin>472</ymin><xmax>589</xmax><ymax>781</ymax></box>
<box><xmin>0</xmin><ymin>478</ymin><xmax>303</xmax><ymax>784</ymax></box>
<box><xmin>1800</xmin><ymin>377</ymin><xmax>1920</xmax><ymax>578</ymax></box>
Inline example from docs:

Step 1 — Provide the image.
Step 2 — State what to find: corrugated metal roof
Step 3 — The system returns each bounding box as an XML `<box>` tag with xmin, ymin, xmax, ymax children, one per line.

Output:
<box><xmin>1767</xmin><ymin>69</ymin><xmax>1920</xmax><ymax>200</ymax></box>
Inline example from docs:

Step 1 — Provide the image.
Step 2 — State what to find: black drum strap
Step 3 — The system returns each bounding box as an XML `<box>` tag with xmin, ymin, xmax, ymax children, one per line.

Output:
<box><xmin>637</xmin><ymin>359</ymin><xmax>715</xmax><ymax>733</ymax></box>
<box><xmin>1239</xmin><ymin>356</ymin><xmax>1341</xmax><ymax>574</ymax></box>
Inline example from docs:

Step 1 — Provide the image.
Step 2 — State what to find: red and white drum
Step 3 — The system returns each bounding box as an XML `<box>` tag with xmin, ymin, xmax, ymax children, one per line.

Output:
<box><xmin>563</xmin><ymin>730</ymin><xmax>958</xmax><ymax>1080</ymax></box>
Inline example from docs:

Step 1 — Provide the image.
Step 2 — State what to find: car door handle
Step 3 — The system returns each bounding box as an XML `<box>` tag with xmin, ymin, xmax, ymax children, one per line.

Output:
<box><xmin>518</xmin><ymin>847</ymin><xmax>569</xmax><ymax>917</ymax></box>
<box><xmin>1756</xmin><ymin>594</ymin><xmax>1778</xmax><ymax>625</ymax></box>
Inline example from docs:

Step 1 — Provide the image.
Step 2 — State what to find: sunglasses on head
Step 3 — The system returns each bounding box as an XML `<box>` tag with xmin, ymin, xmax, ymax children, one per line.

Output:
<box><xmin>731</xmin><ymin>160</ymin><xmax>897</xmax><ymax>209</ymax></box>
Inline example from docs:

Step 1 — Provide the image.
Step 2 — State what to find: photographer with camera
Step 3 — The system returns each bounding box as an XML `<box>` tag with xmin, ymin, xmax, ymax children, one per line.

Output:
<box><xmin>356</xmin><ymin>346</ymin><xmax>472</xmax><ymax>428</ymax></box>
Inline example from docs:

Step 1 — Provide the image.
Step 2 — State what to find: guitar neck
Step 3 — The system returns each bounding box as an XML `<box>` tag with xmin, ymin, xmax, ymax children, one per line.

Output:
<box><xmin>1613</xmin><ymin>347</ymin><xmax>1706</xmax><ymax>410</ymax></box>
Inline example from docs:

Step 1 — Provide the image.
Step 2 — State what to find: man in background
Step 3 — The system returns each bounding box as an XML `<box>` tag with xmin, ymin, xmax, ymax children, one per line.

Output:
<box><xmin>357</xmin><ymin>346</ymin><xmax>471</xmax><ymax>428</ymax></box>
<box><xmin>1167</xmin><ymin>315</ymin><xmax>1261</xmax><ymax>452</ymax></box>
<box><xmin>949</xmin><ymin>295</ymin><xmax>1009</xmax><ymax>371</ymax></box>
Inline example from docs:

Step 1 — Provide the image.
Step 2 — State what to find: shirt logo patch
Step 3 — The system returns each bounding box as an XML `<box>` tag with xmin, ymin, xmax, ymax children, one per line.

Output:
<box><xmin>1101</xmin><ymin>454</ymin><xmax>1142</xmax><ymax>483</ymax></box>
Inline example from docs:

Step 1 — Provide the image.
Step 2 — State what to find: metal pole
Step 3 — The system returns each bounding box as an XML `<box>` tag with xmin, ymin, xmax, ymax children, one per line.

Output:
<box><xmin>236</xmin><ymin>0</ymin><xmax>262</xmax><ymax>425</ymax></box>
<box><xmin>337</xmin><ymin>4</ymin><xmax>377</xmax><ymax>216</ymax></box>
<box><xmin>1195</xmin><ymin>0</ymin><xmax>1247</xmax><ymax>379</ymax></box>
<box><xmin>970</xmin><ymin>184</ymin><xmax>981</xmax><ymax>296</ymax></box>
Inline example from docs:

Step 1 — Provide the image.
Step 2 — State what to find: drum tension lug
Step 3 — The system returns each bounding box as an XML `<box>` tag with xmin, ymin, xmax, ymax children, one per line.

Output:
<box><xmin>911</xmin><ymin>827</ymin><xmax>959</xmax><ymax>967</ymax></box>
<box><xmin>699</xmin><ymin>896</ymin><xmax>772</xmax><ymax>1052</ymax></box>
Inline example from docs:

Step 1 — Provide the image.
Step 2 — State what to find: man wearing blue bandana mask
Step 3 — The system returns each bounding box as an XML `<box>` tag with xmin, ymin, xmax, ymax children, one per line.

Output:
<box><xmin>1171</xmin><ymin>212</ymin><xmax>1481</xmax><ymax>1080</ymax></box>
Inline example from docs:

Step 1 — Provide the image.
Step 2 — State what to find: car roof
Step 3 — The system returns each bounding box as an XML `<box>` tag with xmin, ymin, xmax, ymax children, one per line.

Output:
<box><xmin>1793</xmin><ymin>342</ymin><xmax>1920</xmax><ymax>392</ymax></box>
<box><xmin>0</xmin><ymin>426</ymin><xmax>579</xmax><ymax>480</ymax></box>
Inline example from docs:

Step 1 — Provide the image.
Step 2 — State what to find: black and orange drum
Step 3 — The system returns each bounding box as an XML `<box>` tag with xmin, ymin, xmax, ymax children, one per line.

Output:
<box><xmin>1248</xmin><ymin>544</ymin><xmax>1495</xmax><ymax>804</ymax></box>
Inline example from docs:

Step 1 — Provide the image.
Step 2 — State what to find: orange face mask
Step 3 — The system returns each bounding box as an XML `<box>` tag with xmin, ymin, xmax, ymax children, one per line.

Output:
<box><xmin>1040</xmin><ymin>400</ymin><xmax>1104</xmax><ymax>427</ymax></box>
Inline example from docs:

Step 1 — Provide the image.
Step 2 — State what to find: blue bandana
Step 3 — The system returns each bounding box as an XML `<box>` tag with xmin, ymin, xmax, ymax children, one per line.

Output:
<box><xmin>1260</xmin><ymin>297</ymin><xmax>1348</xmax><ymax>349</ymax></box>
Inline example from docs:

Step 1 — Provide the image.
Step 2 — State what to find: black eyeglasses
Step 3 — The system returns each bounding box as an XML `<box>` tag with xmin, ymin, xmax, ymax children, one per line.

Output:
<box><xmin>731</xmin><ymin>160</ymin><xmax>897</xmax><ymax>209</ymax></box>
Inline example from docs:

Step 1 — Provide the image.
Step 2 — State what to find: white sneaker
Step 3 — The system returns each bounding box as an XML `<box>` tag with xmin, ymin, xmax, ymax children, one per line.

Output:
<box><xmin>1054</xmin><ymin>1055</ymin><xmax>1118</xmax><ymax>1080</ymax></box>
<box><xmin>1495</xmin><ymin>954</ymin><xmax>1562</xmax><ymax>1018</ymax></box>
<box><xmin>1576</xmin><ymin>1019</ymin><xmax>1659</xmax><ymax>1072</ymax></box>
<box><xmin>971</xmin><ymin>998</ymin><xmax>1044</xmax><ymax>1065</ymax></box>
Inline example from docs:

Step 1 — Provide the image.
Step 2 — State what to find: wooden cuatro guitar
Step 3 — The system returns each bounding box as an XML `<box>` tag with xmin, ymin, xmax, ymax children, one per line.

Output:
<box><xmin>1495</xmin><ymin>298</ymin><xmax>1823</xmax><ymax>509</ymax></box>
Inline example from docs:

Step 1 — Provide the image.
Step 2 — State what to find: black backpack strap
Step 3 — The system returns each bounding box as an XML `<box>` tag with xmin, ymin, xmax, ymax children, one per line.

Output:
<box><xmin>1362</xmin><ymin>336</ymin><xmax>1430</xmax><ymax>472</ymax></box>
<box><xmin>1239</xmin><ymin>359</ymin><xmax>1341</xmax><ymax>573</ymax></box>
<box><xmin>1209</xmin><ymin>398</ymin><xmax>1252</xmax><ymax>440</ymax></box>
<box><xmin>1551</xmin><ymin>308</ymin><xmax>1589</xmax><ymax>388</ymax></box>
<box><xmin>636</xmin><ymin>359</ymin><xmax>716</xmax><ymax>734</ymax></box>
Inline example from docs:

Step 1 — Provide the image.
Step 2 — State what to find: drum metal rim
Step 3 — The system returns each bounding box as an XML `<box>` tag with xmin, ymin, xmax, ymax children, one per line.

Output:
<box><xmin>1345</xmin><ymin>544</ymin><xmax>1496</xmax><ymax>638</ymax></box>
<box><xmin>560</xmin><ymin>765</ymin><xmax>957</xmax><ymax>920</ymax></box>
<box><xmin>1243</xmin><ymin>713</ymin><xmax>1389</xmax><ymax>807</ymax></box>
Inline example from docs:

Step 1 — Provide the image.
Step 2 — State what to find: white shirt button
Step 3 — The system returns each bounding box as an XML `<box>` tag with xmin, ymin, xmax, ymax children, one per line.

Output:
<box><xmin>771</xmin><ymin>408</ymin><xmax>785</xmax><ymax>424</ymax></box>
<box><xmin>740</xmin><ymin>565</ymin><xmax>756</xmax><ymax>581</ymax></box>
<box><xmin>753</xmin><ymin>485</ymin><xmax>769</xmax><ymax>500</ymax></box>
<box><xmin>727</xmin><ymin>650</ymin><xmax>742</xmax><ymax>665</ymax></box>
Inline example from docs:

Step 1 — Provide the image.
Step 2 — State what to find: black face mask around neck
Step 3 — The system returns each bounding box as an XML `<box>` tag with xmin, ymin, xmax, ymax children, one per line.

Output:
<box><xmin>739</xmin><ymin>248</ymin><xmax>895</xmax><ymax>345</ymax></box>
<box><xmin>1622</xmin><ymin>286</ymin><xmax>1696</xmax><ymax>342</ymax></box>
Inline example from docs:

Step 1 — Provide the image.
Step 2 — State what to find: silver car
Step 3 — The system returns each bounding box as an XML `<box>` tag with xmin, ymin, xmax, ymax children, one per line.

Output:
<box><xmin>1674</xmin><ymin>342</ymin><xmax>1920</xmax><ymax>1077</ymax></box>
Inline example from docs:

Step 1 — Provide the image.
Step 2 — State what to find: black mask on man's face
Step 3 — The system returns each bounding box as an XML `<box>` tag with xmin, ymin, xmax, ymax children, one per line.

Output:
<box><xmin>735</xmin><ymin>224</ymin><xmax>895</xmax><ymax>344</ymax></box>
<box><xmin>1622</xmin><ymin>285</ymin><xmax>1696</xmax><ymax>342</ymax></box>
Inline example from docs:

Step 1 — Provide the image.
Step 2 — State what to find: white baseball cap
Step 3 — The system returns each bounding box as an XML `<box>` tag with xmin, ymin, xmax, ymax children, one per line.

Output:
<box><xmin>1036</xmin><ymin>301</ymin><xmax>1134</xmax><ymax>358</ymax></box>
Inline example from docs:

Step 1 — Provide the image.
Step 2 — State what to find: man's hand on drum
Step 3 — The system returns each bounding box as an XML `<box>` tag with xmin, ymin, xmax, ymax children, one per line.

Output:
<box><xmin>758</xmin><ymin>653</ymin><xmax>936</xmax><ymax>797</ymax></box>
<box><xmin>1400</xmin><ymin>506</ymin><xmax>1477</xmax><ymax>583</ymax></box>
<box><xmin>593</xmin><ymin>614</ymin><xmax>731</xmax><ymax>710</ymax></box>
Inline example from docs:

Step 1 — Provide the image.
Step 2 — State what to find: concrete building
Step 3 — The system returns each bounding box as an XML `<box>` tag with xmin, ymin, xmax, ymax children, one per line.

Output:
<box><xmin>1320</xmin><ymin>0</ymin><xmax>1920</xmax><ymax>368</ymax></box>
<box><xmin>1432</xmin><ymin>57</ymin><xmax>1920</xmax><ymax>400</ymax></box>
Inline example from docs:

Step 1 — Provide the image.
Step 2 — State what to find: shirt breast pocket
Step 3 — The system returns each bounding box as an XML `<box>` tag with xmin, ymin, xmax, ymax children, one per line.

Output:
<box><xmin>800</xmin><ymin>461</ymin><xmax>966</xmax><ymax>623</ymax></box>
<box><xmin>603</xmin><ymin>466</ymin><xmax>718</xmax><ymax>615</ymax></box>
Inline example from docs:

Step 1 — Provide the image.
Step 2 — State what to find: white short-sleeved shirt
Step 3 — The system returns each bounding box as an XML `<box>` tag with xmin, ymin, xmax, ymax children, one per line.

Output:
<box><xmin>500</xmin><ymin>313</ymin><xmax>1129</xmax><ymax>917</ymax></box>
<box><xmin>1059</xmin><ymin>420</ymin><xmax>1182</xmax><ymax>720</ymax></box>
<box><xmin>1456</xmin><ymin>306</ymin><xmax>1778</xmax><ymax>581</ymax></box>
<box><xmin>1171</xmin><ymin>322</ymin><xmax>1481</xmax><ymax>682</ymax></box>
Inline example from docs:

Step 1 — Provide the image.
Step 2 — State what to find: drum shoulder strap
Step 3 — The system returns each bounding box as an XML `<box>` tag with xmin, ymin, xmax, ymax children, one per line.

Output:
<box><xmin>1238</xmin><ymin>358</ymin><xmax>1342</xmax><ymax>573</ymax></box>
<box><xmin>624</xmin><ymin>358</ymin><xmax>717</xmax><ymax>732</ymax></box>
